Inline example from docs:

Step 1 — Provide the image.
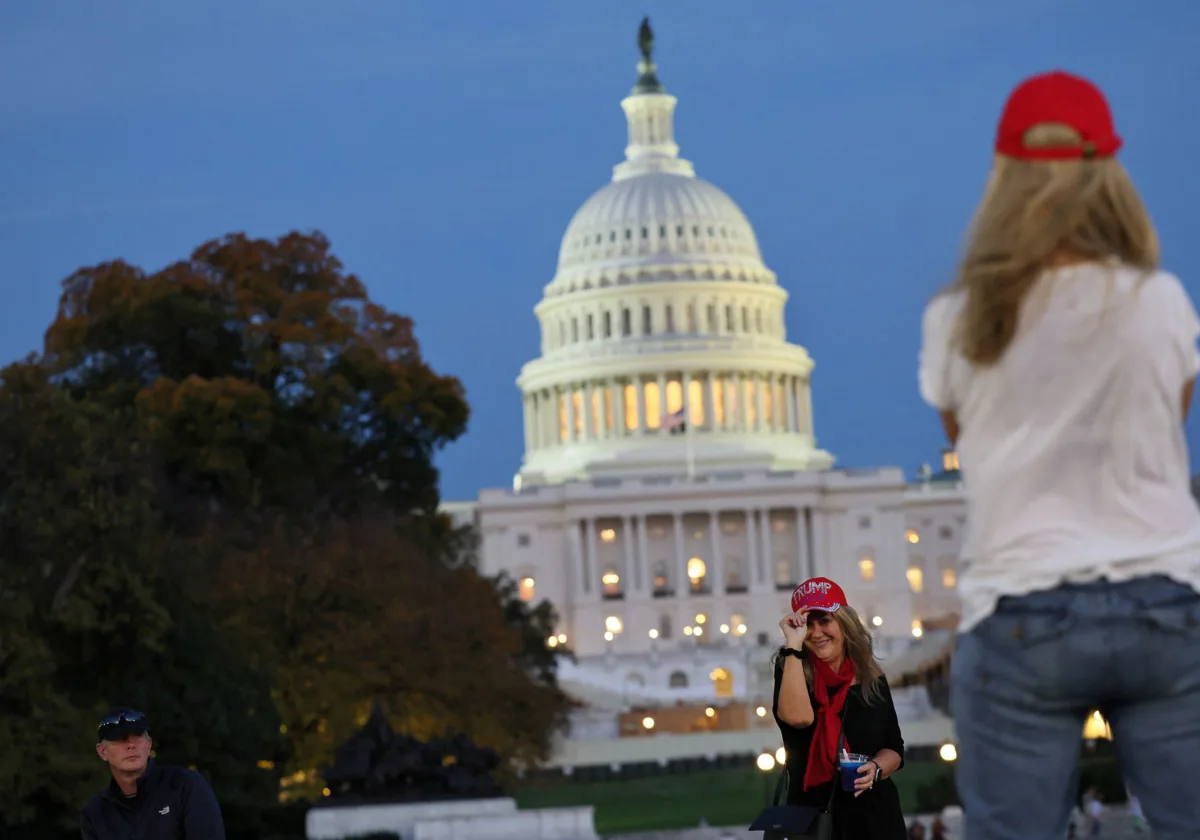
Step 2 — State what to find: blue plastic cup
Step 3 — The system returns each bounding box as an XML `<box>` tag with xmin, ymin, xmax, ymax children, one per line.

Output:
<box><xmin>838</xmin><ymin>753</ymin><xmax>870</xmax><ymax>792</ymax></box>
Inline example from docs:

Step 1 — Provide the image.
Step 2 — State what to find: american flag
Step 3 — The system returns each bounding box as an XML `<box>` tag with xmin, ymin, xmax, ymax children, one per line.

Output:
<box><xmin>662</xmin><ymin>408</ymin><xmax>686</xmax><ymax>434</ymax></box>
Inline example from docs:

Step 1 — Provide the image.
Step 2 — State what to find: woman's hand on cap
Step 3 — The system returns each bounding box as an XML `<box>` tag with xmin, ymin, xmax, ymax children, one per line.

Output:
<box><xmin>779</xmin><ymin>610</ymin><xmax>809</xmax><ymax>647</ymax></box>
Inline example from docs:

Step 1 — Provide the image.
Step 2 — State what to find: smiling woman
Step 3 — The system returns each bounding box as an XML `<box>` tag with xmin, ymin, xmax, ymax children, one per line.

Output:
<box><xmin>766</xmin><ymin>577</ymin><xmax>907</xmax><ymax>840</ymax></box>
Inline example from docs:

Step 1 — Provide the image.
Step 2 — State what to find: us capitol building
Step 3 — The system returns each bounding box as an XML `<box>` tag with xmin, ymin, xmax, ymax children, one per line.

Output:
<box><xmin>443</xmin><ymin>22</ymin><xmax>965</xmax><ymax>747</ymax></box>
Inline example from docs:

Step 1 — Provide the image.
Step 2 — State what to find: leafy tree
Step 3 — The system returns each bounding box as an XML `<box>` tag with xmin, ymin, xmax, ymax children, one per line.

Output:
<box><xmin>0</xmin><ymin>361</ymin><xmax>282</xmax><ymax>836</ymax></box>
<box><xmin>1</xmin><ymin>230</ymin><xmax>570</xmax><ymax>828</ymax></box>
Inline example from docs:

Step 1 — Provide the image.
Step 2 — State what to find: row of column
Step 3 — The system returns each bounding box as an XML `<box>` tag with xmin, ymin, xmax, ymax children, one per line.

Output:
<box><xmin>522</xmin><ymin>371</ymin><xmax>813</xmax><ymax>450</ymax></box>
<box><xmin>567</xmin><ymin>508</ymin><xmax>816</xmax><ymax>602</ymax></box>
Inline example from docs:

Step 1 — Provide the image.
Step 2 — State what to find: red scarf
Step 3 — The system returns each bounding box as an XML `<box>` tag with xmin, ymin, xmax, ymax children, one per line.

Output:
<box><xmin>802</xmin><ymin>655</ymin><xmax>857</xmax><ymax>791</ymax></box>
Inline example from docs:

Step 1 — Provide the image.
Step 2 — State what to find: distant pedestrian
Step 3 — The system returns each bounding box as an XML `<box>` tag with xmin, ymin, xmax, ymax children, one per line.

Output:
<box><xmin>1085</xmin><ymin>792</ymin><xmax>1103</xmax><ymax>838</ymax></box>
<box><xmin>918</xmin><ymin>68</ymin><xmax>1200</xmax><ymax>840</ymax></box>
<box><xmin>1128</xmin><ymin>793</ymin><xmax>1147</xmax><ymax>834</ymax></box>
<box><xmin>81</xmin><ymin>708</ymin><xmax>225</xmax><ymax>840</ymax></box>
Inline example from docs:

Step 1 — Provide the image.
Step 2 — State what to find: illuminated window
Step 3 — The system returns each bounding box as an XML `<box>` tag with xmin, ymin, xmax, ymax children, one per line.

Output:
<box><xmin>712</xmin><ymin>378</ymin><xmax>725</xmax><ymax>426</ymax></box>
<box><xmin>601</xmin><ymin>570</ymin><xmax>621</xmax><ymax>596</ymax></box>
<box><xmin>519</xmin><ymin>577</ymin><xmax>535</xmax><ymax>601</ymax></box>
<box><xmin>665</xmin><ymin>380</ymin><xmax>683</xmax><ymax>415</ymax></box>
<box><xmin>763</xmin><ymin>383</ymin><xmax>774</xmax><ymax>430</ymax></box>
<box><xmin>858</xmin><ymin>557</ymin><xmax>876</xmax><ymax>582</ymax></box>
<box><xmin>591</xmin><ymin>389</ymin><xmax>602</xmax><ymax>434</ymax></box>
<box><xmin>599</xmin><ymin>528</ymin><xmax>617</xmax><ymax>543</ymax></box>
<box><xmin>905</xmin><ymin>529</ymin><xmax>920</xmax><ymax>545</ymax></box>
<box><xmin>572</xmin><ymin>390</ymin><xmax>583</xmax><ymax>436</ymax></box>
<box><xmin>603</xmin><ymin>387</ymin><xmax>614</xmax><ymax>432</ymax></box>
<box><xmin>906</xmin><ymin>566</ymin><xmax>924</xmax><ymax>593</ymax></box>
<box><xmin>644</xmin><ymin>381</ymin><xmax>661</xmax><ymax>429</ymax></box>
<box><xmin>624</xmin><ymin>383</ymin><xmax>638</xmax><ymax>431</ymax></box>
<box><xmin>771</xmin><ymin>517</ymin><xmax>788</xmax><ymax>534</ymax></box>
<box><xmin>710</xmin><ymin>667</ymin><xmax>733</xmax><ymax>698</ymax></box>
<box><xmin>605</xmin><ymin>615</ymin><xmax>623</xmax><ymax>634</ymax></box>
<box><xmin>559</xmin><ymin>394</ymin><xmax>568</xmax><ymax>442</ymax></box>
<box><xmin>744</xmin><ymin>380</ymin><xmax>757</xmax><ymax>427</ymax></box>
<box><xmin>942</xmin><ymin>567</ymin><xmax>958</xmax><ymax>588</ymax></box>
<box><xmin>942</xmin><ymin>449</ymin><xmax>960</xmax><ymax>472</ymax></box>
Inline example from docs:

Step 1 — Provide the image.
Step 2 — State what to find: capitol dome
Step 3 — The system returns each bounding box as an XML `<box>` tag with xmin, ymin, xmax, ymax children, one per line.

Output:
<box><xmin>515</xmin><ymin>21</ymin><xmax>834</xmax><ymax>487</ymax></box>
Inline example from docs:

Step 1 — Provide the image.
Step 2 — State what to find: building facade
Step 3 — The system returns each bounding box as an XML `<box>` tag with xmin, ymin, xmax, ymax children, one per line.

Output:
<box><xmin>444</xmin><ymin>23</ymin><xmax>966</xmax><ymax>738</ymax></box>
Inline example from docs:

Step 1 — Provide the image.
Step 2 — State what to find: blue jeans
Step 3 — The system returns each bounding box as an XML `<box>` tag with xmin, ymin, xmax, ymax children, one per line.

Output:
<box><xmin>951</xmin><ymin>574</ymin><xmax>1200</xmax><ymax>840</ymax></box>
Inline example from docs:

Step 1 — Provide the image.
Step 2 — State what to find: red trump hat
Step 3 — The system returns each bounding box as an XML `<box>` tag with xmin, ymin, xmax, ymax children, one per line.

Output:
<box><xmin>791</xmin><ymin>576</ymin><xmax>847</xmax><ymax>614</ymax></box>
<box><xmin>994</xmin><ymin>70</ymin><xmax>1122</xmax><ymax>161</ymax></box>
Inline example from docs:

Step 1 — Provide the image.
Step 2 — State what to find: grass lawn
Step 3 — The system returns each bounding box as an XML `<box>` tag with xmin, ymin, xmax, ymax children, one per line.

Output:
<box><xmin>515</xmin><ymin>761</ymin><xmax>949</xmax><ymax>835</ymax></box>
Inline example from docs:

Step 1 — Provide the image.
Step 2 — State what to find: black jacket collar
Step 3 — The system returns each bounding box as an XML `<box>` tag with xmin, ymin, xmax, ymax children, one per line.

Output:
<box><xmin>103</xmin><ymin>758</ymin><xmax>159</xmax><ymax>802</ymax></box>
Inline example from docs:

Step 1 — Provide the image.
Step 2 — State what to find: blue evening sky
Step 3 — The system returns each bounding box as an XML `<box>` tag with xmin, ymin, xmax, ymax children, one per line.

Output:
<box><xmin>2</xmin><ymin>1</ymin><xmax>1197</xmax><ymax>501</ymax></box>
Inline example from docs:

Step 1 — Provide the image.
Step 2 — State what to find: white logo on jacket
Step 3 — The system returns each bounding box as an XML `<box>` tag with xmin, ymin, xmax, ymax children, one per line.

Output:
<box><xmin>159</xmin><ymin>805</ymin><xmax>170</xmax><ymax>815</ymax></box>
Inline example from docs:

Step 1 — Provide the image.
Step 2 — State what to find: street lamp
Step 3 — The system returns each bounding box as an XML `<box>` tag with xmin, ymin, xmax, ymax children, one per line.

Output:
<box><xmin>756</xmin><ymin>751</ymin><xmax>777</xmax><ymax>805</ymax></box>
<box><xmin>939</xmin><ymin>743</ymin><xmax>957</xmax><ymax>762</ymax></box>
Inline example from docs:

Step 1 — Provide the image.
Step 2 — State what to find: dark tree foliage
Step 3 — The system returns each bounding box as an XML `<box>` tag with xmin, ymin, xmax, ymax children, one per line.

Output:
<box><xmin>0</xmin><ymin>232</ymin><xmax>569</xmax><ymax>835</ymax></box>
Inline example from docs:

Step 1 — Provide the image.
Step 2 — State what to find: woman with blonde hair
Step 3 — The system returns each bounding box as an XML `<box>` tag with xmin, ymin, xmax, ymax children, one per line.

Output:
<box><xmin>770</xmin><ymin>576</ymin><xmax>907</xmax><ymax>839</ymax></box>
<box><xmin>919</xmin><ymin>71</ymin><xmax>1200</xmax><ymax>840</ymax></box>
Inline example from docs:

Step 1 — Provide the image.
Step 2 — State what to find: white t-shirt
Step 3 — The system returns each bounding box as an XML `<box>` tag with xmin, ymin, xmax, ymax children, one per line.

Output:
<box><xmin>919</xmin><ymin>263</ymin><xmax>1200</xmax><ymax>631</ymax></box>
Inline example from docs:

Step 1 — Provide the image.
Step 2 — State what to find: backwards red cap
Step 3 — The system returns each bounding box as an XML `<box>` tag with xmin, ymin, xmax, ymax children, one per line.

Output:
<box><xmin>995</xmin><ymin>70</ymin><xmax>1122</xmax><ymax>161</ymax></box>
<box><xmin>791</xmin><ymin>576</ymin><xmax>847</xmax><ymax>614</ymax></box>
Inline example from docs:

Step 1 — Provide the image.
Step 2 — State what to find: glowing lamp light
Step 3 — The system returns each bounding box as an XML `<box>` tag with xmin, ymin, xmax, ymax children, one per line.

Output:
<box><xmin>705</xmin><ymin>707</ymin><xmax>715</xmax><ymax>718</ymax></box>
<box><xmin>939</xmin><ymin>743</ymin><xmax>958</xmax><ymax>762</ymax></box>
<box><xmin>693</xmin><ymin>626</ymin><xmax>704</xmax><ymax>637</ymax></box>
<box><xmin>604</xmin><ymin>631</ymin><xmax>614</xmax><ymax>642</ymax></box>
<box><xmin>604</xmin><ymin>616</ymin><xmax>623</xmax><ymax>634</ymax></box>
<box><xmin>756</xmin><ymin>752</ymin><xmax>776</xmax><ymax>772</ymax></box>
<box><xmin>755</xmin><ymin>706</ymin><xmax>768</xmax><ymax>718</ymax></box>
<box><xmin>694</xmin><ymin>613</ymin><xmax>707</xmax><ymax>624</ymax></box>
<box><xmin>1083</xmin><ymin>711</ymin><xmax>1112</xmax><ymax>741</ymax></box>
<box><xmin>687</xmin><ymin>557</ymin><xmax>707</xmax><ymax>580</ymax></box>
<box><xmin>648</xmin><ymin>628</ymin><xmax>659</xmax><ymax>639</ymax></box>
<box><xmin>719</xmin><ymin>623</ymin><xmax>730</xmax><ymax>634</ymax></box>
<box><xmin>642</xmin><ymin>716</ymin><xmax>655</xmax><ymax>730</ymax></box>
<box><xmin>871</xmin><ymin>615</ymin><xmax>883</xmax><ymax>627</ymax></box>
<box><xmin>547</xmin><ymin>636</ymin><xmax>558</xmax><ymax>648</ymax></box>
<box><xmin>775</xmin><ymin>747</ymin><xmax>787</xmax><ymax>765</ymax></box>
<box><xmin>601</xmin><ymin>572</ymin><xmax>621</xmax><ymax>585</ymax></box>
<box><xmin>911</xmin><ymin>619</ymin><xmax>924</xmax><ymax>638</ymax></box>
<box><xmin>736</xmin><ymin>623</ymin><xmax>748</xmax><ymax>635</ymax></box>
<box><xmin>683</xmin><ymin>626</ymin><xmax>694</xmax><ymax>636</ymax></box>
<box><xmin>557</xmin><ymin>633</ymin><xmax>567</xmax><ymax>644</ymax></box>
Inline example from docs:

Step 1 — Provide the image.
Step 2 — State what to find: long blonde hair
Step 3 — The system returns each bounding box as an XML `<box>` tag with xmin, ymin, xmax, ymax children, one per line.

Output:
<box><xmin>951</xmin><ymin>122</ymin><xmax>1159</xmax><ymax>365</ymax></box>
<box><xmin>803</xmin><ymin>604</ymin><xmax>886</xmax><ymax>705</ymax></box>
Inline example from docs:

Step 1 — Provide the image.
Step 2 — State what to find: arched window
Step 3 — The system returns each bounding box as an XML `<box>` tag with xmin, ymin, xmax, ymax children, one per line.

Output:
<box><xmin>669</xmin><ymin>671</ymin><xmax>689</xmax><ymax>688</ymax></box>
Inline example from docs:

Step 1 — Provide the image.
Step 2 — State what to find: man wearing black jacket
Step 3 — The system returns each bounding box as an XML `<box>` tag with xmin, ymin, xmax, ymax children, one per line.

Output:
<box><xmin>81</xmin><ymin>708</ymin><xmax>226</xmax><ymax>840</ymax></box>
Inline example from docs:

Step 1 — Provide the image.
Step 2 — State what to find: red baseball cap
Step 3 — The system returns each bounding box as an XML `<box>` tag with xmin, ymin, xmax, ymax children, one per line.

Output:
<box><xmin>995</xmin><ymin>71</ymin><xmax>1122</xmax><ymax>161</ymax></box>
<box><xmin>791</xmin><ymin>576</ymin><xmax>847</xmax><ymax>614</ymax></box>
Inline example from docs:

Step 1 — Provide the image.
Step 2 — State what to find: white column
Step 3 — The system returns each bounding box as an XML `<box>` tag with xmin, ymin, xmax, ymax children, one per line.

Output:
<box><xmin>732</xmin><ymin>372</ymin><xmax>743</xmax><ymax>431</ymax></box>
<box><xmin>682</xmin><ymin>371</ymin><xmax>692</xmax><ymax>425</ymax></box>
<box><xmin>796</xmin><ymin>507</ymin><xmax>812</xmax><ymax>581</ymax></box>
<box><xmin>704</xmin><ymin>373</ymin><xmax>717</xmax><ymax>430</ymax></box>
<box><xmin>657</xmin><ymin>373</ymin><xmax>667</xmax><ymax>426</ymax></box>
<box><xmin>522</xmin><ymin>396</ymin><xmax>534</xmax><ymax>452</ymax></box>
<box><xmin>614</xmin><ymin>379</ymin><xmax>627</xmax><ymax>437</ymax></box>
<box><xmin>583</xmin><ymin>382</ymin><xmax>595</xmax><ymax>440</ymax></box>
<box><xmin>708</xmin><ymin>510</ymin><xmax>724</xmax><ymax>595</ymax></box>
<box><xmin>583</xmin><ymin>518</ymin><xmax>597</xmax><ymax>597</ymax></box>
<box><xmin>784</xmin><ymin>376</ymin><xmax>797</xmax><ymax>433</ymax></box>
<box><xmin>637</xmin><ymin>515</ymin><xmax>652</xmax><ymax>595</ymax></box>
<box><xmin>565</xmin><ymin>385</ymin><xmax>577</xmax><ymax>442</ymax></box>
<box><xmin>723</xmin><ymin>374</ymin><xmax>734</xmax><ymax>431</ymax></box>
<box><xmin>754</xmin><ymin>373</ymin><xmax>766</xmax><ymax>432</ymax></box>
<box><xmin>569</xmin><ymin>522</ymin><xmax>587</xmax><ymax>598</ymax></box>
<box><xmin>673</xmin><ymin>514</ymin><xmax>687</xmax><ymax>596</ymax></box>
<box><xmin>635</xmin><ymin>377</ymin><xmax>646</xmax><ymax>433</ymax></box>
<box><xmin>761</xmin><ymin>508</ymin><xmax>775</xmax><ymax>587</ymax></box>
<box><xmin>800</xmin><ymin>378</ymin><xmax>814</xmax><ymax>436</ymax></box>
<box><xmin>624</xmin><ymin>515</ymin><xmax>641</xmax><ymax>594</ymax></box>
<box><xmin>745</xmin><ymin>508</ymin><xmax>762</xmax><ymax>588</ymax></box>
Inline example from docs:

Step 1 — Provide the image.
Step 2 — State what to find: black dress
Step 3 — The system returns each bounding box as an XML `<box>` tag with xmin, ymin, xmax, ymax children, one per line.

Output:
<box><xmin>772</xmin><ymin>656</ymin><xmax>908</xmax><ymax>840</ymax></box>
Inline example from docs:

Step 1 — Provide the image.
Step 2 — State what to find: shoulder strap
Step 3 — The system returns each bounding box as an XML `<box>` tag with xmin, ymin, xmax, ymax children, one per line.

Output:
<box><xmin>824</xmin><ymin>701</ymin><xmax>851</xmax><ymax>813</ymax></box>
